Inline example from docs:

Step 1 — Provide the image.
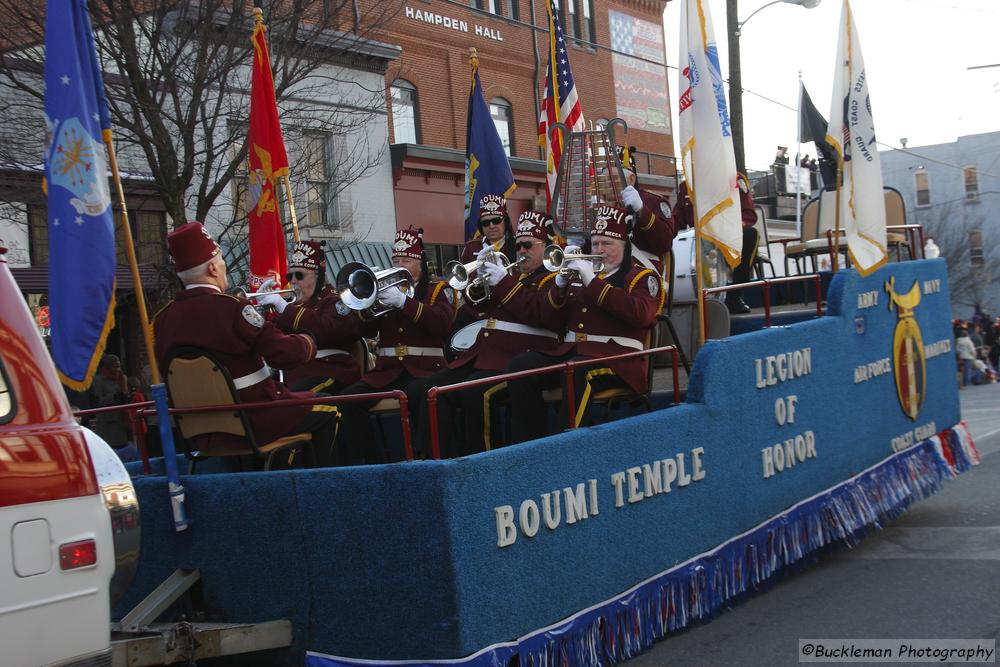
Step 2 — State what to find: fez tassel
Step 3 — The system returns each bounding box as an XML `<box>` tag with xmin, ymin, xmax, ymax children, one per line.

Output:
<box><xmin>305</xmin><ymin>422</ymin><xmax>978</xmax><ymax>667</ymax></box>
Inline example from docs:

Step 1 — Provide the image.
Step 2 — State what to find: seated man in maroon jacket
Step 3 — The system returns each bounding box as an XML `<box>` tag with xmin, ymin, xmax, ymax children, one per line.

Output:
<box><xmin>334</xmin><ymin>227</ymin><xmax>457</xmax><ymax>463</ymax></box>
<box><xmin>256</xmin><ymin>240</ymin><xmax>363</xmax><ymax>392</ymax></box>
<box><xmin>411</xmin><ymin>211</ymin><xmax>563</xmax><ymax>458</ymax></box>
<box><xmin>153</xmin><ymin>222</ymin><xmax>340</xmax><ymax>467</ymax></box>
<box><xmin>507</xmin><ymin>205</ymin><xmax>664</xmax><ymax>444</ymax></box>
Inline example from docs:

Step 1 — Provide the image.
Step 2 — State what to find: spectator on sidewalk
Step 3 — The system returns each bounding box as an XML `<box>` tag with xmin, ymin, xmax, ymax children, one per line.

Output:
<box><xmin>956</xmin><ymin>327</ymin><xmax>977</xmax><ymax>387</ymax></box>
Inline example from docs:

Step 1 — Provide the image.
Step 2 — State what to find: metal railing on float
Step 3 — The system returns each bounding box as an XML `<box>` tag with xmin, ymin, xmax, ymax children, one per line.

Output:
<box><xmin>702</xmin><ymin>274</ymin><xmax>824</xmax><ymax>333</ymax></box>
<box><xmin>425</xmin><ymin>345</ymin><xmax>681</xmax><ymax>460</ymax></box>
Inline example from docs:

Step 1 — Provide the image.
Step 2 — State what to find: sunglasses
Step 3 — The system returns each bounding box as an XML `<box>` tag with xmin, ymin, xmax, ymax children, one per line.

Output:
<box><xmin>285</xmin><ymin>271</ymin><xmax>307</xmax><ymax>281</ymax></box>
<box><xmin>482</xmin><ymin>217</ymin><xmax>504</xmax><ymax>227</ymax></box>
<box><xmin>516</xmin><ymin>241</ymin><xmax>539</xmax><ymax>251</ymax></box>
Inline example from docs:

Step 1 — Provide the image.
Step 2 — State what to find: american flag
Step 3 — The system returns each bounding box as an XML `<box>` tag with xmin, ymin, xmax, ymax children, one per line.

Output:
<box><xmin>537</xmin><ymin>0</ymin><xmax>584</xmax><ymax>207</ymax></box>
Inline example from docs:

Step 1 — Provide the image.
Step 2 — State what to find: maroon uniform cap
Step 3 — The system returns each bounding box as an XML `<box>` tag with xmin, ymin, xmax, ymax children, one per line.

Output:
<box><xmin>514</xmin><ymin>211</ymin><xmax>552</xmax><ymax>243</ymax></box>
<box><xmin>393</xmin><ymin>226</ymin><xmax>424</xmax><ymax>260</ymax></box>
<box><xmin>479</xmin><ymin>194</ymin><xmax>506</xmax><ymax>221</ymax></box>
<box><xmin>289</xmin><ymin>240</ymin><xmax>325</xmax><ymax>272</ymax></box>
<box><xmin>591</xmin><ymin>205</ymin><xmax>631</xmax><ymax>241</ymax></box>
<box><xmin>167</xmin><ymin>221</ymin><xmax>220</xmax><ymax>272</ymax></box>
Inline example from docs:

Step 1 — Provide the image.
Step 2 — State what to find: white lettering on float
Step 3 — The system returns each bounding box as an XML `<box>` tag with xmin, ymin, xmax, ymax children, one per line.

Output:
<box><xmin>890</xmin><ymin>422</ymin><xmax>937</xmax><ymax>452</ymax></box>
<box><xmin>924</xmin><ymin>339</ymin><xmax>952</xmax><ymax>359</ymax></box>
<box><xmin>761</xmin><ymin>431</ymin><xmax>817</xmax><ymax>478</ymax></box>
<box><xmin>857</xmin><ymin>290</ymin><xmax>879</xmax><ymax>309</ymax></box>
<box><xmin>854</xmin><ymin>358</ymin><xmax>892</xmax><ymax>383</ymax></box>
<box><xmin>755</xmin><ymin>348</ymin><xmax>812</xmax><ymax>389</ymax></box>
<box><xmin>494</xmin><ymin>449</ymin><xmax>706</xmax><ymax>548</ymax></box>
<box><xmin>922</xmin><ymin>279</ymin><xmax>941</xmax><ymax>295</ymax></box>
<box><xmin>774</xmin><ymin>395</ymin><xmax>798</xmax><ymax>426</ymax></box>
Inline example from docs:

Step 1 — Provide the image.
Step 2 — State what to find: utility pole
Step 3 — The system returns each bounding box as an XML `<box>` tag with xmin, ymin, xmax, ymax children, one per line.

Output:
<box><xmin>727</xmin><ymin>0</ymin><xmax>745</xmax><ymax>174</ymax></box>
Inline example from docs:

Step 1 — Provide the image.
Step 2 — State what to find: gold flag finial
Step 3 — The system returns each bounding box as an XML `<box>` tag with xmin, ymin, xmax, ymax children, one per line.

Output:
<box><xmin>469</xmin><ymin>47</ymin><xmax>479</xmax><ymax>68</ymax></box>
<box><xmin>253</xmin><ymin>7</ymin><xmax>264</xmax><ymax>25</ymax></box>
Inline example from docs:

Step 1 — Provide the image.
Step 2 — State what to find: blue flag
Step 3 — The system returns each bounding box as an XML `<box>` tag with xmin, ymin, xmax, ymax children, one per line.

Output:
<box><xmin>463</xmin><ymin>60</ymin><xmax>515</xmax><ymax>241</ymax></box>
<box><xmin>43</xmin><ymin>0</ymin><xmax>116</xmax><ymax>390</ymax></box>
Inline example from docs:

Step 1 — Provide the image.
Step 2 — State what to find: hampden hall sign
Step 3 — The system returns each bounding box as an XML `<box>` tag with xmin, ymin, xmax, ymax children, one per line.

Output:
<box><xmin>403</xmin><ymin>6</ymin><xmax>505</xmax><ymax>42</ymax></box>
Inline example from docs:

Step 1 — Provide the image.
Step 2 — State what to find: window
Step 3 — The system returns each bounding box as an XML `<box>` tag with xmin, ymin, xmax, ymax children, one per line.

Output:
<box><xmin>303</xmin><ymin>130</ymin><xmax>337</xmax><ymax>230</ymax></box>
<box><xmin>29</xmin><ymin>207</ymin><xmax>48</xmax><ymax>265</ymax></box>
<box><xmin>0</xmin><ymin>362</ymin><xmax>13</xmax><ymax>424</ymax></box>
<box><xmin>470</xmin><ymin>0</ymin><xmax>518</xmax><ymax>19</ymax></box>
<box><xmin>566</xmin><ymin>0</ymin><xmax>578</xmax><ymax>39</ymax></box>
<box><xmin>970</xmin><ymin>230</ymin><xmax>984</xmax><ymax>267</ymax></box>
<box><xmin>28</xmin><ymin>207</ymin><xmax>164</xmax><ymax>266</ymax></box>
<box><xmin>914</xmin><ymin>170</ymin><xmax>930</xmax><ymax>207</ymax></box>
<box><xmin>390</xmin><ymin>79</ymin><xmax>420</xmax><ymax>145</ymax></box>
<box><xmin>964</xmin><ymin>166</ymin><xmax>979</xmax><ymax>202</ymax></box>
<box><xmin>490</xmin><ymin>97</ymin><xmax>513</xmax><ymax>156</ymax></box>
<box><xmin>581</xmin><ymin>0</ymin><xmax>594</xmax><ymax>43</ymax></box>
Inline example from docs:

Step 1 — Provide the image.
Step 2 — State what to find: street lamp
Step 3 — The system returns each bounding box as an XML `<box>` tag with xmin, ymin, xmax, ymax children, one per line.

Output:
<box><xmin>727</xmin><ymin>0</ymin><xmax>821</xmax><ymax>174</ymax></box>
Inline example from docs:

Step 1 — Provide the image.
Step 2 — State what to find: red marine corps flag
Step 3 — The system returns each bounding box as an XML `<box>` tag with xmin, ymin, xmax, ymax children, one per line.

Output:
<box><xmin>247</xmin><ymin>8</ymin><xmax>290</xmax><ymax>289</ymax></box>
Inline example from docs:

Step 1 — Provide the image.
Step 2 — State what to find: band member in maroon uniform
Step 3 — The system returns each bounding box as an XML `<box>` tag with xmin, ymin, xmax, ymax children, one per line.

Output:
<box><xmin>618</xmin><ymin>144</ymin><xmax>676</xmax><ymax>274</ymax></box>
<box><xmin>257</xmin><ymin>240</ymin><xmax>363</xmax><ymax>392</ymax></box>
<box><xmin>459</xmin><ymin>193</ymin><xmax>517</xmax><ymax>263</ymax></box>
<box><xmin>411</xmin><ymin>211</ymin><xmax>563</xmax><ymax>458</ymax></box>
<box><xmin>335</xmin><ymin>227</ymin><xmax>457</xmax><ymax>463</ymax></box>
<box><xmin>153</xmin><ymin>222</ymin><xmax>340</xmax><ymax>466</ymax></box>
<box><xmin>507</xmin><ymin>205</ymin><xmax>664</xmax><ymax>444</ymax></box>
<box><xmin>672</xmin><ymin>172</ymin><xmax>758</xmax><ymax>313</ymax></box>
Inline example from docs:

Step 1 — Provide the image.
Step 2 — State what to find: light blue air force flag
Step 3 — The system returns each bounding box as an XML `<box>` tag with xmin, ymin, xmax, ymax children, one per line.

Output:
<box><xmin>44</xmin><ymin>0</ymin><xmax>117</xmax><ymax>390</ymax></box>
<box><xmin>463</xmin><ymin>61</ymin><xmax>515</xmax><ymax>241</ymax></box>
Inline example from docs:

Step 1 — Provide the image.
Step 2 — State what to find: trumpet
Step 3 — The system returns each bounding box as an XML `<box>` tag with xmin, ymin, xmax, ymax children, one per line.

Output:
<box><xmin>542</xmin><ymin>245</ymin><xmax>605</xmax><ymax>277</ymax></box>
<box><xmin>229</xmin><ymin>286</ymin><xmax>297</xmax><ymax>302</ymax></box>
<box><xmin>335</xmin><ymin>262</ymin><xmax>413</xmax><ymax>318</ymax></box>
<box><xmin>444</xmin><ymin>250</ymin><xmax>509</xmax><ymax>291</ymax></box>
<box><xmin>463</xmin><ymin>255</ymin><xmax>527</xmax><ymax>305</ymax></box>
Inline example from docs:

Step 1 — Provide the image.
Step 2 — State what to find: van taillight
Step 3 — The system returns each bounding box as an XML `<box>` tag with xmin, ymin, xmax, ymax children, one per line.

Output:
<box><xmin>59</xmin><ymin>539</ymin><xmax>97</xmax><ymax>570</ymax></box>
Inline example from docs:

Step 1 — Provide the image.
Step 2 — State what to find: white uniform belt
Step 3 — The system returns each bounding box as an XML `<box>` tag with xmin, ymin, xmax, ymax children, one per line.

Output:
<box><xmin>376</xmin><ymin>346</ymin><xmax>445</xmax><ymax>357</ymax></box>
<box><xmin>315</xmin><ymin>348</ymin><xmax>349</xmax><ymax>359</ymax></box>
<box><xmin>565</xmin><ymin>331</ymin><xmax>644</xmax><ymax>351</ymax></box>
<box><xmin>232</xmin><ymin>364</ymin><xmax>271</xmax><ymax>390</ymax></box>
<box><xmin>485</xmin><ymin>319</ymin><xmax>559</xmax><ymax>339</ymax></box>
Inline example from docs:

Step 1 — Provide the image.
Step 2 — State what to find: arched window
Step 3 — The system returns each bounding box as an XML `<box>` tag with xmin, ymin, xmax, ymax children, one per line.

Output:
<box><xmin>390</xmin><ymin>79</ymin><xmax>419</xmax><ymax>144</ymax></box>
<box><xmin>490</xmin><ymin>97</ymin><xmax>513</xmax><ymax>157</ymax></box>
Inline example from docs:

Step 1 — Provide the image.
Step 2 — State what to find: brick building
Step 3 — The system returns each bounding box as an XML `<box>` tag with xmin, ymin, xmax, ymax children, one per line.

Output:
<box><xmin>377</xmin><ymin>0</ymin><xmax>676</xmax><ymax>273</ymax></box>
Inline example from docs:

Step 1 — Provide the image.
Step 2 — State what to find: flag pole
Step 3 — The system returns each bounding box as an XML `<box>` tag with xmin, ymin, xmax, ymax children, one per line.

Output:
<box><xmin>690</xmin><ymin>173</ymin><xmax>706</xmax><ymax>347</ymax></box>
<box><xmin>103</xmin><ymin>132</ymin><xmax>188</xmax><ymax>531</ymax></box>
<box><xmin>282</xmin><ymin>174</ymin><xmax>300</xmax><ymax>243</ymax></box>
<box><xmin>795</xmin><ymin>71</ymin><xmax>803</xmax><ymax>238</ymax></box>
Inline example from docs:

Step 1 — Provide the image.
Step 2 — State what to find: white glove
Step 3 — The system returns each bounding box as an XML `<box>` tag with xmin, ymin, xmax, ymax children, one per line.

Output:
<box><xmin>259</xmin><ymin>277</ymin><xmax>277</xmax><ymax>292</ymax></box>
<box><xmin>256</xmin><ymin>290</ymin><xmax>287</xmax><ymax>313</ymax></box>
<box><xmin>481</xmin><ymin>261</ymin><xmax>507</xmax><ymax>287</ymax></box>
<box><xmin>377</xmin><ymin>286</ymin><xmax>407</xmax><ymax>310</ymax></box>
<box><xmin>621</xmin><ymin>185</ymin><xmax>643</xmax><ymax>212</ymax></box>
<box><xmin>476</xmin><ymin>243</ymin><xmax>494</xmax><ymax>261</ymax></box>
<box><xmin>568</xmin><ymin>258</ymin><xmax>595</xmax><ymax>286</ymax></box>
<box><xmin>564</xmin><ymin>244</ymin><xmax>582</xmax><ymax>256</ymax></box>
<box><xmin>555</xmin><ymin>272</ymin><xmax>570</xmax><ymax>288</ymax></box>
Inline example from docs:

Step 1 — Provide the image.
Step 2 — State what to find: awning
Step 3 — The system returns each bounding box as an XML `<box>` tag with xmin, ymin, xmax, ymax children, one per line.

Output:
<box><xmin>10</xmin><ymin>264</ymin><xmax>169</xmax><ymax>292</ymax></box>
<box><xmin>324</xmin><ymin>242</ymin><xmax>394</xmax><ymax>283</ymax></box>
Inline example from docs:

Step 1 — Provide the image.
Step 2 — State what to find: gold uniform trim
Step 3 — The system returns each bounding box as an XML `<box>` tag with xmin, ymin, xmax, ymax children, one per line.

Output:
<box><xmin>292</xmin><ymin>306</ymin><xmax>307</xmax><ymax>331</ymax></box>
<box><xmin>640</xmin><ymin>212</ymin><xmax>656</xmax><ymax>231</ymax></box>
<box><xmin>429</xmin><ymin>281</ymin><xmax>447</xmax><ymax>305</ymax></box>
<box><xmin>597</xmin><ymin>284</ymin><xmax>612</xmax><ymax>305</ymax></box>
<box><xmin>500</xmin><ymin>281</ymin><xmax>523</xmax><ymax>305</ymax></box>
<box><xmin>413</xmin><ymin>301</ymin><xmax>424</xmax><ymax>323</ymax></box>
<box><xmin>538</xmin><ymin>273</ymin><xmax>557</xmax><ymax>288</ymax></box>
<box><xmin>575</xmin><ymin>367</ymin><xmax>616</xmax><ymax>427</ymax></box>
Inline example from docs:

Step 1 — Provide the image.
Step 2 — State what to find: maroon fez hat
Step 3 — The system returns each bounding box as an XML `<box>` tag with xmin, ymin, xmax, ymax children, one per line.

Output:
<box><xmin>478</xmin><ymin>194</ymin><xmax>507</xmax><ymax>220</ymax></box>
<box><xmin>393</xmin><ymin>226</ymin><xmax>424</xmax><ymax>260</ymax></box>
<box><xmin>515</xmin><ymin>211</ymin><xmax>551</xmax><ymax>243</ymax></box>
<box><xmin>289</xmin><ymin>240</ymin><xmax>326</xmax><ymax>272</ymax></box>
<box><xmin>591</xmin><ymin>204</ymin><xmax>631</xmax><ymax>241</ymax></box>
<box><xmin>167</xmin><ymin>221</ymin><xmax>220</xmax><ymax>272</ymax></box>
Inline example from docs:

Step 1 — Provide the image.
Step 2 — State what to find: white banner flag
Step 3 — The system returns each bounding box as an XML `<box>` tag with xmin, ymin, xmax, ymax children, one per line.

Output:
<box><xmin>825</xmin><ymin>0</ymin><xmax>887</xmax><ymax>276</ymax></box>
<box><xmin>678</xmin><ymin>0</ymin><xmax>742</xmax><ymax>267</ymax></box>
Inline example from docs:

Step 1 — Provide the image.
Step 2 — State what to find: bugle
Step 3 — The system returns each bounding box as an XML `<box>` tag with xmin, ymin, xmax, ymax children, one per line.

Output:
<box><xmin>542</xmin><ymin>245</ymin><xmax>605</xmax><ymax>277</ymax></box>
<box><xmin>336</xmin><ymin>262</ymin><xmax>413</xmax><ymax>317</ymax></box>
<box><xmin>228</xmin><ymin>286</ymin><xmax>297</xmax><ymax>301</ymax></box>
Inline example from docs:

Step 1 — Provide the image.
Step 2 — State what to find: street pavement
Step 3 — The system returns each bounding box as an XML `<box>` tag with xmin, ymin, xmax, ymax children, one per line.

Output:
<box><xmin>627</xmin><ymin>382</ymin><xmax>1000</xmax><ymax>667</ymax></box>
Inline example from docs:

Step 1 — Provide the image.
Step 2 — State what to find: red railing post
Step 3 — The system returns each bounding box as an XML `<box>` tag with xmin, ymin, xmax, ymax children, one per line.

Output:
<box><xmin>427</xmin><ymin>388</ymin><xmax>441</xmax><ymax>460</ymax></box>
<box><xmin>763</xmin><ymin>281</ymin><xmax>772</xmax><ymax>328</ymax></box>
<box><xmin>814</xmin><ymin>275</ymin><xmax>822</xmax><ymax>317</ymax></box>
<box><xmin>394</xmin><ymin>390</ymin><xmax>414</xmax><ymax>462</ymax></box>
<box><xmin>128</xmin><ymin>405</ymin><xmax>151</xmax><ymax>475</ymax></box>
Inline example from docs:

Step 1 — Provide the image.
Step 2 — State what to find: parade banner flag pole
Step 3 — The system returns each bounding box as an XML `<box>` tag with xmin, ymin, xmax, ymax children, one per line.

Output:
<box><xmin>824</xmin><ymin>0</ymin><xmax>887</xmax><ymax>277</ymax></box>
<box><xmin>678</xmin><ymin>0</ymin><xmax>742</xmax><ymax>345</ymax></box>
<box><xmin>464</xmin><ymin>48</ymin><xmax>516</xmax><ymax>241</ymax></box>
<box><xmin>248</xmin><ymin>7</ymin><xmax>293</xmax><ymax>287</ymax></box>
<box><xmin>44</xmin><ymin>0</ymin><xmax>188</xmax><ymax>530</ymax></box>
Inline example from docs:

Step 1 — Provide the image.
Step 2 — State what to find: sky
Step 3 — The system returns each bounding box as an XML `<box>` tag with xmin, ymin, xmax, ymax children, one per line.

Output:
<box><xmin>662</xmin><ymin>0</ymin><xmax>1000</xmax><ymax>171</ymax></box>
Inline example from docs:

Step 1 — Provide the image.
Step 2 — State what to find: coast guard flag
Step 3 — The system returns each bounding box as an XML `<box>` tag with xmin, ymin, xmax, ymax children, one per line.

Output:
<box><xmin>537</xmin><ymin>0</ymin><xmax>584</xmax><ymax>207</ymax></box>
<box><xmin>43</xmin><ymin>0</ymin><xmax>116</xmax><ymax>391</ymax></box>
<box><xmin>464</xmin><ymin>58</ymin><xmax>515</xmax><ymax>241</ymax></box>
<box><xmin>678</xmin><ymin>0</ymin><xmax>742</xmax><ymax>267</ymax></box>
<box><xmin>825</xmin><ymin>0</ymin><xmax>887</xmax><ymax>276</ymax></box>
<box><xmin>247</xmin><ymin>15</ymin><xmax>289</xmax><ymax>289</ymax></box>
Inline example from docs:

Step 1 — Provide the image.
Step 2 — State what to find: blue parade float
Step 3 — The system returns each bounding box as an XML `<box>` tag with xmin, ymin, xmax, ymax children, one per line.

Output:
<box><xmin>116</xmin><ymin>257</ymin><xmax>978</xmax><ymax>666</ymax></box>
